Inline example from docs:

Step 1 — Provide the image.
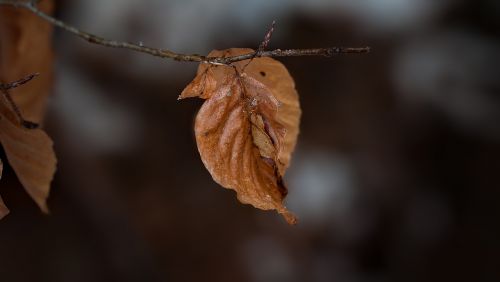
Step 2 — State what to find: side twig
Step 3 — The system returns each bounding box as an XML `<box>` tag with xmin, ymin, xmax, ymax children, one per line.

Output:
<box><xmin>241</xmin><ymin>20</ymin><xmax>276</xmax><ymax>72</ymax></box>
<box><xmin>0</xmin><ymin>73</ymin><xmax>40</xmax><ymax>129</ymax></box>
<box><xmin>0</xmin><ymin>0</ymin><xmax>370</xmax><ymax>65</ymax></box>
<box><xmin>0</xmin><ymin>73</ymin><xmax>39</xmax><ymax>90</ymax></box>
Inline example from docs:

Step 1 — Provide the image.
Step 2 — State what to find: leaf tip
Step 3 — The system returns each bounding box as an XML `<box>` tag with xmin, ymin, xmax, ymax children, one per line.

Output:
<box><xmin>0</xmin><ymin>192</ymin><xmax>9</xmax><ymax>221</ymax></box>
<box><xmin>39</xmin><ymin>202</ymin><xmax>50</xmax><ymax>214</ymax></box>
<box><xmin>281</xmin><ymin>210</ymin><xmax>298</xmax><ymax>225</ymax></box>
<box><xmin>0</xmin><ymin>203</ymin><xmax>9</xmax><ymax>220</ymax></box>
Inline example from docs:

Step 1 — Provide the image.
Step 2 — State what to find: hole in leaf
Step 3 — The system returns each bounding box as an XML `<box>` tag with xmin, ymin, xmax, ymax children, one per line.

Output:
<box><xmin>260</xmin><ymin>71</ymin><xmax>266</xmax><ymax>77</ymax></box>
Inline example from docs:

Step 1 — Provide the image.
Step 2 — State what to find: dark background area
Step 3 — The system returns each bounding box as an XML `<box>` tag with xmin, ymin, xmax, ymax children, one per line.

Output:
<box><xmin>1</xmin><ymin>0</ymin><xmax>500</xmax><ymax>281</ymax></box>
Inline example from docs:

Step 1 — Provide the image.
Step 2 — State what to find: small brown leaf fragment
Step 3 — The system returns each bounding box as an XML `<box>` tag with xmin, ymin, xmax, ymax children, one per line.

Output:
<box><xmin>250</xmin><ymin>113</ymin><xmax>275</xmax><ymax>159</ymax></box>
<box><xmin>180</xmin><ymin>48</ymin><xmax>301</xmax><ymax>224</ymax></box>
<box><xmin>0</xmin><ymin>195</ymin><xmax>8</xmax><ymax>220</ymax></box>
<box><xmin>0</xmin><ymin>96</ymin><xmax>57</xmax><ymax>213</ymax></box>
<box><xmin>0</xmin><ymin>159</ymin><xmax>8</xmax><ymax>219</ymax></box>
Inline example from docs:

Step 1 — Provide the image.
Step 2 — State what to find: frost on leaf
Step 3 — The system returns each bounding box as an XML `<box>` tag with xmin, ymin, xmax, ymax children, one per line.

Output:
<box><xmin>180</xmin><ymin>48</ymin><xmax>301</xmax><ymax>224</ymax></box>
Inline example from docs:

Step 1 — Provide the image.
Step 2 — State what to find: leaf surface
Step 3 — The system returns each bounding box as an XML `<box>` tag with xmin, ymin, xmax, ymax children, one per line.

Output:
<box><xmin>0</xmin><ymin>159</ymin><xmax>8</xmax><ymax>219</ymax></box>
<box><xmin>180</xmin><ymin>48</ymin><xmax>301</xmax><ymax>224</ymax></box>
<box><xmin>0</xmin><ymin>94</ymin><xmax>57</xmax><ymax>213</ymax></box>
<box><xmin>0</xmin><ymin>1</ymin><xmax>56</xmax><ymax>215</ymax></box>
<box><xmin>0</xmin><ymin>0</ymin><xmax>54</xmax><ymax>123</ymax></box>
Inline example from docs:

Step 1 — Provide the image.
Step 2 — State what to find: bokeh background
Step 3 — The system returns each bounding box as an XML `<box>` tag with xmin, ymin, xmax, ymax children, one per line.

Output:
<box><xmin>1</xmin><ymin>0</ymin><xmax>500</xmax><ymax>281</ymax></box>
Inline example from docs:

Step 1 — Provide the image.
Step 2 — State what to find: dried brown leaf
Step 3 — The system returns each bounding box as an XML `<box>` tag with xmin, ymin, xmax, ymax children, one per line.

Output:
<box><xmin>0</xmin><ymin>1</ymin><xmax>56</xmax><ymax>215</ymax></box>
<box><xmin>0</xmin><ymin>0</ymin><xmax>54</xmax><ymax>123</ymax></box>
<box><xmin>0</xmin><ymin>96</ymin><xmax>57</xmax><ymax>213</ymax></box>
<box><xmin>0</xmin><ymin>195</ymin><xmax>8</xmax><ymax>220</ymax></box>
<box><xmin>0</xmin><ymin>159</ymin><xmax>8</xmax><ymax>219</ymax></box>
<box><xmin>180</xmin><ymin>48</ymin><xmax>301</xmax><ymax>224</ymax></box>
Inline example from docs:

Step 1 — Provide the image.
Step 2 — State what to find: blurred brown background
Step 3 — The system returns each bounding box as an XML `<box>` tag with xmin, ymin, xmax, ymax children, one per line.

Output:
<box><xmin>1</xmin><ymin>0</ymin><xmax>500</xmax><ymax>281</ymax></box>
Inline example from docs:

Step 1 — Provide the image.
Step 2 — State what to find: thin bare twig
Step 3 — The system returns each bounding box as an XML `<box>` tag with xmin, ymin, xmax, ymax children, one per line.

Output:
<box><xmin>258</xmin><ymin>20</ymin><xmax>276</xmax><ymax>52</ymax></box>
<box><xmin>242</xmin><ymin>20</ymin><xmax>276</xmax><ymax>72</ymax></box>
<box><xmin>0</xmin><ymin>73</ymin><xmax>39</xmax><ymax>90</ymax></box>
<box><xmin>0</xmin><ymin>0</ymin><xmax>370</xmax><ymax>65</ymax></box>
<box><xmin>0</xmin><ymin>73</ymin><xmax>40</xmax><ymax>129</ymax></box>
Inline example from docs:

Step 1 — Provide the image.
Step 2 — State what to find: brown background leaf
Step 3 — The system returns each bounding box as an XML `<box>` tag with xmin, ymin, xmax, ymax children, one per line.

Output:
<box><xmin>0</xmin><ymin>1</ymin><xmax>56</xmax><ymax>215</ymax></box>
<box><xmin>0</xmin><ymin>98</ymin><xmax>57</xmax><ymax>213</ymax></box>
<box><xmin>0</xmin><ymin>159</ymin><xmax>7</xmax><ymax>219</ymax></box>
<box><xmin>181</xmin><ymin>48</ymin><xmax>301</xmax><ymax>224</ymax></box>
<box><xmin>0</xmin><ymin>0</ymin><xmax>54</xmax><ymax>123</ymax></box>
<box><xmin>0</xmin><ymin>196</ymin><xmax>7</xmax><ymax>219</ymax></box>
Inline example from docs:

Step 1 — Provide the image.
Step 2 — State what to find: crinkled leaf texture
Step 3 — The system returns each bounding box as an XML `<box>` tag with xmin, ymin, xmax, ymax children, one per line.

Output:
<box><xmin>180</xmin><ymin>48</ymin><xmax>301</xmax><ymax>224</ymax></box>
